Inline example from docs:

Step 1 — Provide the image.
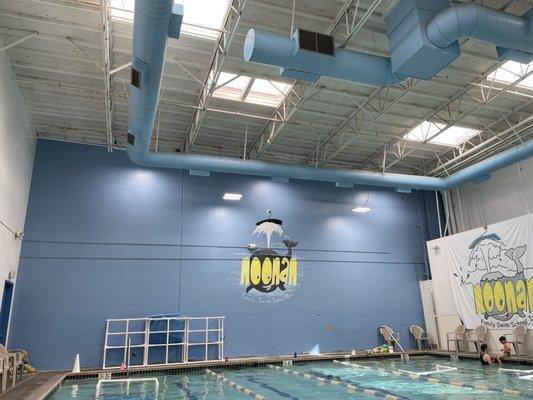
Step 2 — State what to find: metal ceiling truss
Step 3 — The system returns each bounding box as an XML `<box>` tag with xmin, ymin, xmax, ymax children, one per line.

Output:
<box><xmin>246</xmin><ymin>0</ymin><xmax>385</xmax><ymax>160</ymax></box>
<box><xmin>0</xmin><ymin>30</ymin><xmax>39</xmax><ymax>53</ymax></box>
<box><xmin>101</xmin><ymin>0</ymin><xmax>114</xmax><ymax>150</ymax></box>
<box><xmin>302</xmin><ymin>78</ymin><xmax>421</xmax><ymax>168</ymax></box>
<box><xmin>362</xmin><ymin>66</ymin><xmax>533</xmax><ymax>174</ymax></box>
<box><xmin>427</xmin><ymin>103</ymin><xmax>533</xmax><ymax>176</ymax></box>
<box><xmin>183</xmin><ymin>0</ymin><xmax>249</xmax><ymax>153</ymax></box>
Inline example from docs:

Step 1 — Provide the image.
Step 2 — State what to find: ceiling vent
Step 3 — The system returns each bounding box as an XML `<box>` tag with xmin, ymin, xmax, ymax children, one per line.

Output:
<box><xmin>297</xmin><ymin>29</ymin><xmax>335</xmax><ymax>56</ymax></box>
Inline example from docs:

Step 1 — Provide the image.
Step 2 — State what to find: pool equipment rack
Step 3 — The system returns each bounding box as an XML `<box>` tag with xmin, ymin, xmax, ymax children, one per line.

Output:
<box><xmin>268</xmin><ymin>364</ymin><xmax>408</xmax><ymax>400</ymax></box>
<box><xmin>206</xmin><ymin>369</ymin><xmax>267</xmax><ymax>400</ymax></box>
<box><xmin>102</xmin><ymin>316</ymin><xmax>225</xmax><ymax>369</ymax></box>
<box><xmin>334</xmin><ymin>360</ymin><xmax>533</xmax><ymax>398</ymax></box>
<box><xmin>95</xmin><ymin>377</ymin><xmax>159</xmax><ymax>397</ymax></box>
<box><xmin>398</xmin><ymin>364</ymin><xmax>457</xmax><ymax>376</ymax></box>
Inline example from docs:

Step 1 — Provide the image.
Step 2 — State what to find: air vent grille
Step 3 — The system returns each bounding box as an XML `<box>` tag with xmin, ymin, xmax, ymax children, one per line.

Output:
<box><xmin>298</xmin><ymin>29</ymin><xmax>335</xmax><ymax>56</ymax></box>
<box><xmin>131</xmin><ymin>68</ymin><xmax>141</xmax><ymax>89</ymax></box>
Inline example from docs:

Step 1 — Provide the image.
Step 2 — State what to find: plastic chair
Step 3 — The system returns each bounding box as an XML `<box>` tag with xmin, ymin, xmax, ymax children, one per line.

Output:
<box><xmin>446</xmin><ymin>325</ymin><xmax>466</xmax><ymax>352</ymax></box>
<box><xmin>378</xmin><ymin>325</ymin><xmax>400</xmax><ymax>349</ymax></box>
<box><xmin>505</xmin><ymin>325</ymin><xmax>527</xmax><ymax>355</ymax></box>
<box><xmin>466</xmin><ymin>325</ymin><xmax>487</xmax><ymax>352</ymax></box>
<box><xmin>409</xmin><ymin>325</ymin><xmax>429</xmax><ymax>350</ymax></box>
<box><xmin>0</xmin><ymin>345</ymin><xmax>23</xmax><ymax>390</ymax></box>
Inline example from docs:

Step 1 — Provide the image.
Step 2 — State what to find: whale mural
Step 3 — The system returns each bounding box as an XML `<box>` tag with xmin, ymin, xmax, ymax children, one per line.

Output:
<box><xmin>240</xmin><ymin>212</ymin><xmax>299</xmax><ymax>302</ymax></box>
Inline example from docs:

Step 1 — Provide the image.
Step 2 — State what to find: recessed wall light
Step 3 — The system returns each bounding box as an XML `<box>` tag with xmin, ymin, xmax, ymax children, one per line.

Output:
<box><xmin>353</xmin><ymin>206</ymin><xmax>372</xmax><ymax>213</ymax></box>
<box><xmin>223</xmin><ymin>193</ymin><xmax>243</xmax><ymax>201</ymax></box>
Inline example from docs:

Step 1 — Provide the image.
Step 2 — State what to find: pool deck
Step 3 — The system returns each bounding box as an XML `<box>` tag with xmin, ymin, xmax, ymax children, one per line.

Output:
<box><xmin>0</xmin><ymin>372</ymin><xmax>66</xmax><ymax>400</ymax></box>
<box><xmin>3</xmin><ymin>350</ymin><xmax>532</xmax><ymax>399</ymax></box>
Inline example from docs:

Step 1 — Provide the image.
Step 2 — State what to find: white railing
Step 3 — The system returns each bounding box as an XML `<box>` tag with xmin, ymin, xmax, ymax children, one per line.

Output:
<box><xmin>102</xmin><ymin>316</ymin><xmax>224</xmax><ymax>369</ymax></box>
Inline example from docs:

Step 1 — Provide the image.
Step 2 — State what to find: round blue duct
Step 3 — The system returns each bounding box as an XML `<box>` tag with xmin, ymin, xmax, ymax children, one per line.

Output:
<box><xmin>427</xmin><ymin>4</ymin><xmax>533</xmax><ymax>54</ymax></box>
<box><xmin>244</xmin><ymin>29</ymin><xmax>405</xmax><ymax>87</ymax></box>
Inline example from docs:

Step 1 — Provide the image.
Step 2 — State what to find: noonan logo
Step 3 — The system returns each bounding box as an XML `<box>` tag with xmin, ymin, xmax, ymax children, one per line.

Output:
<box><xmin>240</xmin><ymin>214</ymin><xmax>298</xmax><ymax>300</ymax></box>
<box><xmin>454</xmin><ymin>231</ymin><xmax>533</xmax><ymax>324</ymax></box>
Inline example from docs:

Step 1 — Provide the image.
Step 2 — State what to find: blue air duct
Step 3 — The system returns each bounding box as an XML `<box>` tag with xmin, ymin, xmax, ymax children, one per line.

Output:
<box><xmin>244</xmin><ymin>0</ymin><xmax>533</xmax><ymax>82</ymax></box>
<box><xmin>127</xmin><ymin>0</ymin><xmax>533</xmax><ymax>192</ymax></box>
<box><xmin>427</xmin><ymin>4</ymin><xmax>533</xmax><ymax>63</ymax></box>
<box><xmin>243</xmin><ymin>29</ymin><xmax>406</xmax><ymax>86</ymax></box>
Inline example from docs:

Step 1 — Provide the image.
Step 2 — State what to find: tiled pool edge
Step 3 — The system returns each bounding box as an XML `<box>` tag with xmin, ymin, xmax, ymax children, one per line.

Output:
<box><xmin>63</xmin><ymin>350</ymin><xmax>533</xmax><ymax>381</ymax></box>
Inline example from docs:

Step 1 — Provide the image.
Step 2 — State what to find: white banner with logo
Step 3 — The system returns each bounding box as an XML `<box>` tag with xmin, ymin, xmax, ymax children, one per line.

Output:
<box><xmin>439</xmin><ymin>214</ymin><xmax>532</xmax><ymax>329</ymax></box>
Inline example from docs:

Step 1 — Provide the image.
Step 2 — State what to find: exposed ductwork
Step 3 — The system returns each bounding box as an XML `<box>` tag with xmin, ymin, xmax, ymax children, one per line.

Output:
<box><xmin>244</xmin><ymin>0</ymin><xmax>533</xmax><ymax>83</ymax></box>
<box><xmin>127</xmin><ymin>0</ymin><xmax>533</xmax><ymax>192</ymax></box>
<box><xmin>426</xmin><ymin>4</ymin><xmax>533</xmax><ymax>63</ymax></box>
<box><xmin>243</xmin><ymin>28</ymin><xmax>406</xmax><ymax>86</ymax></box>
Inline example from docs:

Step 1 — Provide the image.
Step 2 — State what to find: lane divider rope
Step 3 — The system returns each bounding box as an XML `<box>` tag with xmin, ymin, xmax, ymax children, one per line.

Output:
<box><xmin>205</xmin><ymin>369</ymin><xmax>267</xmax><ymax>400</ymax></box>
<box><xmin>267</xmin><ymin>364</ymin><xmax>407</xmax><ymax>400</ymax></box>
<box><xmin>333</xmin><ymin>360</ymin><xmax>533</xmax><ymax>398</ymax></box>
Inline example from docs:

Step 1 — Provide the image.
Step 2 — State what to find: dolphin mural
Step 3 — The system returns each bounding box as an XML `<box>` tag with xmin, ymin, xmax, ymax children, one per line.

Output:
<box><xmin>240</xmin><ymin>213</ymin><xmax>299</xmax><ymax>296</ymax></box>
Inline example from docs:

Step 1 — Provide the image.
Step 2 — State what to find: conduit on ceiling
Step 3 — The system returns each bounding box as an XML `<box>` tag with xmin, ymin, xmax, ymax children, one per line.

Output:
<box><xmin>127</xmin><ymin>0</ymin><xmax>533</xmax><ymax>191</ymax></box>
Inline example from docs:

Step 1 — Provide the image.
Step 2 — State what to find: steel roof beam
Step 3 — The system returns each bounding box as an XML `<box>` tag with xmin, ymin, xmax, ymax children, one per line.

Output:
<box><xmin>248</xmin><ymin>0</ymin><xmax>384</xmax><ymax>159</ymax></box>
<box><xmin>381</xmin><ymin>68</ymin><xmax>533</xmax><ymax>171</ymax></box>
<box><xmin>100</xmin><ymin>0</ymin><xmax>113</xmax><ymax>150</ymax></box>
<box><xmin>183</xmin><ymin>0</ymin><xmax>249</xmax><ymax>153</ymax></box>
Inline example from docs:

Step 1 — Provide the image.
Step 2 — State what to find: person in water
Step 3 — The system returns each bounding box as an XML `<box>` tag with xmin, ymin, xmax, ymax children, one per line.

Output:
<box><xmin>497</xmin><ymin>336</ymin><xmax>512</xmax><ymax>362</ymax></box>
<box><xmin>480</xmin><ymin>343</ymin><xmax>501</xmax><ymax>365</ymax></box>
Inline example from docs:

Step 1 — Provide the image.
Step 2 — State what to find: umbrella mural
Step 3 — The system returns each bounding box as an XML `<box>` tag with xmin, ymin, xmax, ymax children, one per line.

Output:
<box><xmin>461</xmin><ymin>231</ymin><xmax>517</xmax><ymax>284</ymax></box>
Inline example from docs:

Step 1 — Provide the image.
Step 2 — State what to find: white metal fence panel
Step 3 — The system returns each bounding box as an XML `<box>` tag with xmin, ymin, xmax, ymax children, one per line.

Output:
<box><xmin>102</xmin><ymin>316</ymin><xmax>224</xmax><ymax>369</ymax></box>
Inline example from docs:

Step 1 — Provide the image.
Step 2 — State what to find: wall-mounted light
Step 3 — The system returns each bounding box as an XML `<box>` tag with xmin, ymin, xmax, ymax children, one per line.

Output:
<box><xmin>352</xmin><ymin>206</ymin><xmax>372</xmax><ymax>213</ymax></box>
<box><xmin>223</xmin><ymin>193</ymin><xmax>243</xmax><ymax>201</ymax></box>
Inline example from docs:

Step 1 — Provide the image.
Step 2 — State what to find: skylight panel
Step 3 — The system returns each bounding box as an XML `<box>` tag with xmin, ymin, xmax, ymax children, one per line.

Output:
<box><xmin>486</xmin><ymin>60</ymin><xmax>533</xmax><ymax>90</ymax></box>
<box><xmin>109</xmin><ymin>0</ymin><xmax>231</xmax><ymax>40</ymax></box>
<box><xmin>246</xmin><ymin>79</ymin><xmax>291</xmax><ymax>107</ymax></box>
<box><xmin>182</xmin><ymin>0</ymin><xmax>230</xmax><ymax>39</ymax></box>
<box><xmin>404</xmin><ymin>121</ymin><xmax>480</xmax><ymax>147</ymax></box>
<box><xmin>213</xmin><ymin>73</ymin><xmax>290</xmax><ymax>107</ymax></box>
<box><xmin>212</xmin><ymin>72</ymin><xmax>251</xmax><ymax>101</ymax></box>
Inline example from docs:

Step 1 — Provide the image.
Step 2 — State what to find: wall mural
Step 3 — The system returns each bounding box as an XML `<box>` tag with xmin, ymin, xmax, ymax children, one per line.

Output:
<box><xmin>240</xmin><ymin>210</ymin><xmax>299</xmax><ymax>303</ymax></box>
<box><xmin>442</xmin><ymin>214</ymin><xmax>533</xmax><ymax>329</ymax></box>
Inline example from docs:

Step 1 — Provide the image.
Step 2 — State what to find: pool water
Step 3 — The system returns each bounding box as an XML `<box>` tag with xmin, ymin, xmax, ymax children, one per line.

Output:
<box><xmin>47</xmin><ymin>356</ymin><xmax>533</xmax><ymax>399</ymax></box>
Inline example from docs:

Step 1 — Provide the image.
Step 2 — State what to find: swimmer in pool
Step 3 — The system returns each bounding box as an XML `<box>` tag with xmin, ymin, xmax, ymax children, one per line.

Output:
<box><xmin>480</xmin><ymin>343</ymin><xmax>501</xmax><ymax>365</ymax></box>
<box><xmin>497</xmin><ymin>336</ymin><xmax>512</xmax><ymax>362</ymax></box>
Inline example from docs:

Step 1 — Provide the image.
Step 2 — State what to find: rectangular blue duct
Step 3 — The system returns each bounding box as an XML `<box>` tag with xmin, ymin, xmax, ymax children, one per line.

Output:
<box><xmin>168</xmin><ymin>3</ymin><xmax>183</xmax><ymax>39</ymax></box>
<box><xmin>387</xmin><ymin>0</ymin><xmax>460</xmax><ymax>80</ymax></box>
<box><xmin>496</xmin><ymin>47</ymin><xmax>533</xmax><ymax>63</ymax></box>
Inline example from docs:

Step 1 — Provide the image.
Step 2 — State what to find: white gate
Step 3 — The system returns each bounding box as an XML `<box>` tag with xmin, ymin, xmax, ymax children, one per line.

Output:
<box><xmin>102</xmin><ymin>316</ymin><xmax>224</xmax><ymax>369</ymax></box>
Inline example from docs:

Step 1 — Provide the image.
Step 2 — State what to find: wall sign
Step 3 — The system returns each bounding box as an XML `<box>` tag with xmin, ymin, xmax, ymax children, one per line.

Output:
<box><xmin>240</xmin><ymin>214</ymin><xmax>299</xmax><ymax>302</ymax></box>
<box><xmin>444</xmin><ymin>214</ymin><xmax>532</xmax><ymax>329</ymax></box>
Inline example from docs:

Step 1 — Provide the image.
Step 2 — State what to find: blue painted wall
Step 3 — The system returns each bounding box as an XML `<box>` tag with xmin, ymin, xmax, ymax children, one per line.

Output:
<box><xmin>10</xmin><ymin>141</ymin><xmax>438</xmax><ymax>370</ymax></box>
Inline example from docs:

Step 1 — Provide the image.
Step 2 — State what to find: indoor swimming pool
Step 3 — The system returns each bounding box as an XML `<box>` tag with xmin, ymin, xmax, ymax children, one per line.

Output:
<box><xmin>47</xmin><ymin>356</ymin><xmax>533</xmax><ymax>399</ymax></box>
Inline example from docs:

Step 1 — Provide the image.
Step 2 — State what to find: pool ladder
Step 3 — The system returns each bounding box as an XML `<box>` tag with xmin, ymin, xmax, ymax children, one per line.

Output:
<box><xmin>380</xmin><ymin>326</ymin><xmax>408</xmax><ymax>361</ymax></box>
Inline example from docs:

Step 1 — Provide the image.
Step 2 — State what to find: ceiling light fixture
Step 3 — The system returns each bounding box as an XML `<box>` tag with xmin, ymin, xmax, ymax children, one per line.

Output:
<box><xmin>353</xmin><ymin>206</ymin><xmax>372</xmax><ymax>213</ymax></box>
<box><xmin>223</xmin><ymin>193</ymin><xmax>243</xmax><ymax>201</ymax></box>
